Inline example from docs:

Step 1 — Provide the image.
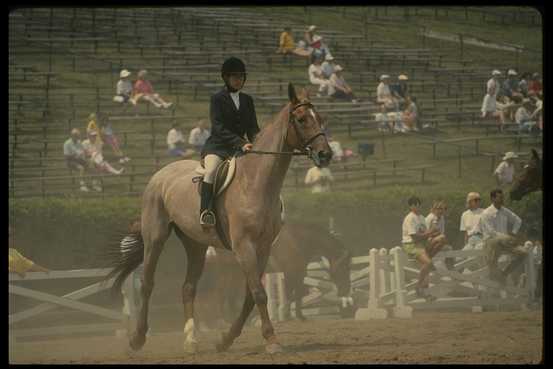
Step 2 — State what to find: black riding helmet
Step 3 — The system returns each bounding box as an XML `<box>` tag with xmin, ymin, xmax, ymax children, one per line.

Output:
<box><xmin>221</xmin><ymin>57</ymin><xmax>247</xmax><ymax>92</ymax></box>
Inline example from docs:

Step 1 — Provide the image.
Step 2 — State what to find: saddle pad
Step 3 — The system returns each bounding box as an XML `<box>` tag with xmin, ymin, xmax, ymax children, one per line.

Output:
<box><xmin>194</xmin><ymin>157</ymin><xmax>237</xmax><ymax>197</ymax></box>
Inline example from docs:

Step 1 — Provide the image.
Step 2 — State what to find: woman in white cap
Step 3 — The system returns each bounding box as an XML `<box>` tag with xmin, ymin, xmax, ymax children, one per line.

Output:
<box><xmin>460</xmin><ymin>192</ymin><xmax>485</xmax><ymax>251</ymax></box>
<box><xmin>493</xmin><ymin>151</ymin><xmax>518</xmax><ymax>187</ymax></box>
<box><xmin>515</xmin><ymin>99</ymin><xmax>537</xmax><ymax>133</ymax></box>
<box><xmin>500</xmin><ymin>69</ymin><xmax>523</xmax><ymax>100</ymax></box>
<box><xmin>133</xmin><ymin>69</ymin><xmax>173</xmax><ymax>109</ymax></box>
<box><xmin>321</xmin><ymin>54</ymin><xmax>336</xmax><ymax>79</ymax></box>
<box><xmin>376</xmin><ymin>74</ymin><xmax>399</xmax><ymax>112</ymax></box>
<box><xmin>329</xmin><ymin>65</ymin><xmax>356</xmax><ymax>102</ymax></box>
<box><xmin>114</xmin><ymin>69</ymin><xmax>135</xmax><ymax>105</ymax></box>
<box><xmin>391</xmin><ymin>74</ymin><xmax>409</xmax><ymax>108</ymax></box>
<box><xmin>308</xmin><ymin>55</ymin><xmax>334</xmax><ymax>97</ymax></box>
<box><xmin>481</xmin><ymin>70</ymin><xmax>505</xmax><ymax>128</ymax></box>
<box><xmin>304</xmin><ymin>25</ymin><xmax>332</xmax><ymax>60</ymax></box>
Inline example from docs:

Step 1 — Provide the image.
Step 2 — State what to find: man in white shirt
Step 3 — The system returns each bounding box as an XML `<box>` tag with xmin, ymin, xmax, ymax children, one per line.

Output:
<box><xmin>402</xmin><ymin>196</ymin><xmax>444</xmax><ymax>300</ymax></box>
<box><xmin>188</xmin><ymin>119</ymin><xmax>211</xmax><ymax>153</ymax></box>
<box><xmin>308</xmin><ymin>56</ymin><xmax>334</xmax><ymax>97</ymax></box>
<box><xmin>493</xmin><ymin>151</ymin><xmax>517</xmax><ymax>187</ymax></box>
<box><xmin>167</xmin><ymin>121</ymin><xmax>194</xmax><ymax>158</ymax></box>
<box><xmin>304</xmin><ymin>165</ymin><xmax>334</xmax><ymax>193</ymax></box>
<box><xmin>376</xmin><ymin>75</ymin><xmax>399</xmax><ymax>112</ymax></box>
<box><xmin>321</xmin><ymin>54</ymin><xmax>336</xmax><ymax>79</ymax></box>
<box><xmin>515</xmin><ymin>99</ymin><xmax>537</xmax><ymax>133</ymax></box>
<box><xmin>460</xmin><ymin>192</ymin><xmax>485</xmax><ymax>250</ymax></box>
<box><xmin>476</xmin><ymin>189</ymin><xmax>526</xmax><ymax>284</ymax></box>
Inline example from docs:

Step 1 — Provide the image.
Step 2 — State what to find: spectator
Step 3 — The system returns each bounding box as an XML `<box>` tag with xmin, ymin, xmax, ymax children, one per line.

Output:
<box><xmin>476</xmin><ymin>189</ymin><xmax>525</xmax><ymax>284</ymax></box>
<box><xmin>329</xmin><ymin>65</ymin><xmax>357</xmax><ymax>102</ymax></box>
<box><xmin>481</xmin><ymin>70</ymin><xmax>506</xmax><ymax>127</ymax></box>
<box><xmin>500</xmin><ymin>69</ymin><xmax>523</xmax><ymax>100</ymax></box>
<box><xmin>515</xmin><ymin>99</ymin><xmax>537</xmax><ymax>133</ymax></box>
<box><xmin>308</xmin><ymin>55</ymin><xmax>334</xmax><ymax>97</ymax></box>
<box><xmin>518</xmin><ymin>72</ymin><xmax>531</xmax><ymax>97</ymax></box>
<box><xmin>167</xmin><ymin>121</ymin><xmax>194</xmax><ymax>158</ymax></box>
<box><xmin>113</xmin><ymin>69</ymin><xmax>135</xmax><ymax>105</ymax></box>
<box><xmin>425</xmin><ymin>200</ymin><xmax>449</xmax><ymax>249</ymax></box>
<box><xmin>497</xmin><ymin>94</ymin><xmax>521</xmax><ymax>125</ymax></box>
<box><xmin>9</xmin><ymin>226</ymin><xmax>50</xmax><ymax>278</ymax></box>
<box><xmin>304</xmin><ymin>25</ymin><xmax>332</xmax><ymax>60</ymax></box>
<box><xmin>327</xmin><ymin>135</ymin><xmax>344</xmax><ymax>162</ymax></box>
<box><xmin>391</xmin><ymin>74</ymin><xmax>409</xmax><ymax>108</ymax></box>
<box><xmin>529</xmin><ymin>92</ymin><xmax>543</xmax><ymax>131</ymax></box>
<box><xmin>376</xmin><ymin>74</ymin><xmax>399</xmax><ymax>112</ymax></box>
<box><xmin>528</xmin><ymin>72</ymin><xmax>542</xmax><ymax>95</ymax></box>
<box><xmin>493</xmin><ymin>151</ymin><xmax>517</xmax><ymax>187</ymax></box>
<box><xmin>120</xmin><ymin>220</ymin><xmax>144</xmax><ymax>337</ymax></box>
<box><xmin>188</xmin><ymin>119</ymin><xmax>211</xmax><ymax>154</ymax></box>
<box><xmin>304</xmin><ymin>165</ymin><xmax>334</xmax><ymax>193</ymax></box>
<box><xmin>63</xmin><ymin>128</ymin><xmax>90</xmax><ymax>192</ymax></box>
<box><xmin>524</xmin><ymin>227</ymin><xmax>542</xmax><ymax>303</ymax></box>
<box><xmin>321</xmin><ymin>54</ymin><xmax>336</xmax><ymax>79</ymax></box>
<box><xmin>95</xmin><ymin>112</ymin><xmax>130</xmax><ymax>164</ymax></box>
<box><xmin>277</xmin><ymin>26</ymin><xmax>296</xmax><ymax>54</ymax></box>
<box><xmin>133</xmin><ymin>70</ymin><xmax>173</xmax><ymax>109</ymax></box>
<box><xmin>460</xmin><ymin>192</ymin><xmax>485</xmax><ymax>251</ymax></box>
<box><xmin>86</xmin><ymin>113</ymin><xmax>102</xmax><ymax>141</ymax></box>
<box><xmin>401</xmin><ymin>96</ymin><xmax>419</xmax><ymax>132</ymax></box>
<box><xmin>82</xmin><ymin>130</ymin><xmax>124</xmax><ymax>191</ymax></box>
<box><xmin>401</xmin><ymin>196</ymin><xmax>445</xmax><ymax>301</ymax></box>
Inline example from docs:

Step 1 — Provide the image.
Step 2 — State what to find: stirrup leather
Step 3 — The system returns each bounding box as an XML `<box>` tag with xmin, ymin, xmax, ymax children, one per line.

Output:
<box><xmin>200</xmin><ymin>209</ymin><xmax>216</xmax><ymax>226</ymax></box>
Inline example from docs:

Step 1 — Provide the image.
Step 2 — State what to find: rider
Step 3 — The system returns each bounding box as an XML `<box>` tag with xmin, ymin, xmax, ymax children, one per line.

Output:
<box><xmin>199</xmin><ymin>57</ymin><xmax>260</xmax><ymax>227</ymax></box>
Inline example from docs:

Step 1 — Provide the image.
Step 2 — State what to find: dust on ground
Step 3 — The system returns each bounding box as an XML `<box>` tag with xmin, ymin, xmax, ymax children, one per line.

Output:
<box><xmin>10</xmin><ymin>310</ymin><xmax>542</xmax><ymax>364</ymax></box>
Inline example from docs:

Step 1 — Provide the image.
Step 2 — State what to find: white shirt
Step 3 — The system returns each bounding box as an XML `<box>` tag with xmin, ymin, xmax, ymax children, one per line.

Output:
<box><xmin>117</xmin><ymin>79</ymin><xmax>133</xmax><ymax>96</ymax></box>
<box><xmin>477</xmin><ymin>204</ymin><xmax>522</xmax><ymax>240</ymax></box>
<box><xmin>328</xmin><ymin>140</ymin><xmax>343</xmax><ymax>159</ymax></box>
<box><xmin>230</xmin><ymin>91</ymin><xmax>240</xmax><ymax>110</ymax></box>
<box><xmin>402</xmin><ymin>212</ymin><xmax>427</xmax><ymax>244</ymax></box>
<box><xmin>304</xmin><ymin>166</ymin><xmax>334</xmax><ymax>193</ymax></box>
<box><xmin>494</xmin><ymin>161</ymin><xmax>515</xmax><ymax>185</ymax></box>
<box><xmin>188</xmin><ymin>127</ymin><xmax>210</xmax><ymax>147</ymax></box>
<box><xmin>377</xmin><ymin>82</ymin><xmax>391</xmax><ymax>102</ymax></box>
<box><xmin>486</xmin><ymin>78</ymin><xmax>498</xmax><ymax>98</ymax></box>
<box><xmin>460</xmin><ymin>208</ymin><xmax>484</xmax><ymax>237</ymax></box>
<box><xmin>515</xmin><ymin>107</ymin><xmax>531</xmax><ymax>124</ymax></box>
<box><xmin>308</xmin><ymin>64</ymin><xmax>325</xmax><ymax>83</ymax></box>
<box><xmin>167</xmin><ymin>128</ymin><xmax>184</xmax><ymax>150</ymax></box>
<box><xmin>425</xmin><ymin>213</ymin><xmax>445</xmax><ymax>234</ymax></box>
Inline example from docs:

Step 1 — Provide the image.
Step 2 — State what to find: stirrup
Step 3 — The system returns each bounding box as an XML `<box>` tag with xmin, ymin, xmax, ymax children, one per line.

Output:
<box><xmin>200</xmin><ymin>210</ymin><xmax>216</xmax><ymax>227</ymax></box>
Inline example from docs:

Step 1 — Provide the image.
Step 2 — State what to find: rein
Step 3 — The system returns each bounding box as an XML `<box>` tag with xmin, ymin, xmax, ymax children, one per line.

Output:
<box><xmin>245</xmin><ymin>101</ymin><xmax>324</xmax><ymax>157</ymax></box>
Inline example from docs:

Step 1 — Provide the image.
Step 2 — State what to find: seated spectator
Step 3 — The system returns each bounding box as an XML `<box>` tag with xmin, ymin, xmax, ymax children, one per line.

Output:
<box><xmin>9</xmin><ymin>226</ymin><xmax>50</xmax><ymax>278</ymax></box>
<box><xmin>528</xmin><ymin>72</ymin><xmax>542</xmax><ymax>95</ymax></box>
<box><xmin>401</xmin><ymin>196</ymin><xmax>446</xmax><ymax>301</ymax></box>
<box><xmin>321</xmin><ymin>54</ymin><xmax>336</xmax><ymax>79</ymax></box>
<box><xmin>529</xmin><ymin>92</ymin><xmax>543</xmax><ymax>131</ymax></box>
<box><xmin>96</xmin><ymin>112</ymin><xmax>130</xmax><ymax>164</ymax></box>
<box><xmin>460</xmin><ymin>192</ymin><xmax>485</xmax><ymax>251</ymax></box>
<box><xmin>133</xmin><ymin>70</ymin><xmax>173</xmax><ymax>109</ymax></box>
<box><xmin>481</xmin><ymin>70</ymin><xmax>506</xmax><ymax>127</ymax></box>
<box><xmin>376</xmin><ymin>74</ymin><xmax>399</xmax><ymax>112</ymax></box>
<box><xmin>87</xmin><ymin>113</ymin><xmax>102</xmax><ymax>140</ymax></box>
<box><xmin>515</xmin><ymin>99</ymin><xmax>537</xmax><ymax>133</ymax></box>
<box><xmin>500</xmin><ymin>69</ymin><xmax>523</xmax><ymax>101</ymax></box>
<box><xmin>518</xmin><ymin>72</ymin><xmax>531</xmax><ymax>97</ymax></box>
<box><xmin>493</xmin><ymin>151</ymin><xmax>517</xmax><ymax>187</ymax></box>
<box><xmin>497</xmin><ymin>94</ymin><xmax>522</xmax><ymax>125</ymax></box>
<box><xmin>113</xmin><ymin>69</ymin><xmax>135</xmax><ymax>104</ymax></box>
<box><xmin>329</xmin><ymin>65</ymin><xmax>357</xmax><ymax>102</ymax></box>
<box><xmin>476</xmin><ymin>189</ymin><xmax>525</xmax><ymax>285</ymax></box>
<box><xmin>304</xmin><ymin>25</ymin><xmax>332</xmax><ymax>60</ymax></box>
<box><xmin>401</xmin><ymin>96</ymin><xmax>419</xmax><ymax>131</ymax></box>
<box><xmin>425</xmin><ymin>201</ymin><xmax>449</xmax><ymax>247</ymax></box>
<box><xmin>188</xmin><ymin>119</ymin><xmax>211</xmax><ymax>154</ymax></box>
<box><xmin>390</xmin><ymin>74</ymin><xmax>409</xmax><ymax>108</ymax></box>
<box><xmin>308</xmin><ymin>55</ymin><xmax>334</xmax><ymax>97</ymax></box>
<box><xmin>304</xmin><ymin>164</ymin><xmax>334</xmax><ymax>193</ymax></box>
<box><xmin>167</xmin><ymin>121</ymin><xmax>194</xmax><ymax>158</ymax></box>
<box><xmin>63</xmin><ymin>128</ymin><xmax>90</xmax><ymax>192</ymax></box>
<box><xmin>276</xmin><ymin>26</ymin><xmax>312</xmax><ymax>57</ymax></box>
<box><xmin>327</xmin><ymin>135</ymin><xmax>344</xmax><ymax>162</ymax></box>
<box><xmin>82</xmin><ymin>131</ymin><xmax>124</xmax><ymax>191</ymax></box>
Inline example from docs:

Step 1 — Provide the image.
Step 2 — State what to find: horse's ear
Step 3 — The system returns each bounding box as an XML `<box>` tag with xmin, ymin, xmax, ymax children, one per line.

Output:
<box><xmin>531</xmin><ymin>149</ymin><xmax>540</xmax><ymax>162</ymax></box>
<box><xmin>288</xmin><ymin>83</ymin><xmax>299</xmax><ymax>105</ymax></box>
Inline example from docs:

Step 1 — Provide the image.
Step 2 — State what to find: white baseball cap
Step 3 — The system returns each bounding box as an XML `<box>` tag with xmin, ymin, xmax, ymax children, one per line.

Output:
<box><xmin>380</xmin><ymin>74</ymin><xmax>390</xmax><ymax>81</ymax></box>
<box><xmin>507</xmin><ymin>69</ymin><xmax>518</xmax><ymax>76</ymax></box>
<box><xmin>120</xmin><ymin>69</ymin><xmax>131</xmax><ymax>78</ymax></box>
<box><xmin>503</xmin><ymin>151</ymin><xmax>518</xmax><ymax>160</ymax></box>
<box><xmin>325</xmin><ymin>54</ymin><xmax>335</xmax><ymax>61</ymax></box>
<box><xmin>492</xmin><ymin>70</ymin><xmax>502</xmax><ymax>76</ymax></box>
<box><xmin>334</xmin><ymin>65</ymin><xmax>343</xmax><ymax>72</ymax></box>
<box><xmin>398</xmin><ymin>74</ymin><xmax>409</xmax><ymax>80</ymax></box>
<box><xmin>307</xmin><ymin>25</ymin><xmax>317</xmax><ymax>32</ymax></box>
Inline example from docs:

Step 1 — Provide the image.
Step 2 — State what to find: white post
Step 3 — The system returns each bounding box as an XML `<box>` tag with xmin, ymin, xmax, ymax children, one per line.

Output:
<box><xmin>379</xmin><ymin>248</ymin><xmax>390</xmax><ymax>299</ymax></box>
<box><xmin>390</xmin><ymin>247</ymin><xmax>413</xmax><ymax>318</ymax></box>
<box><xmin>265</xmin><ymin>273</ymin><xmax>278</xmax><ymax>321</ymax></box>
<box><xmin>276</xmin><ymin>273</ymin><xmax>288</xmax><ymax>321</ymax></box>
<box><xmin>355</xmin><ymin>248</ymin><xmax>388</xmax><ymax>320</ymax></box>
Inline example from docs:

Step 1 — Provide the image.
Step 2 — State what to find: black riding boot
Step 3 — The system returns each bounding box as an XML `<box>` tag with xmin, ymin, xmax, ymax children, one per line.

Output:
<box><xmin>199</xmin><ymin>182</ymin><xmax>216</xmax><ymax>226</ymax></box>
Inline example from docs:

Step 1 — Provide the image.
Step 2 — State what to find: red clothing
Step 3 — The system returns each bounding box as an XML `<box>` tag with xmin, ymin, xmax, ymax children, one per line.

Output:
<box><xmin>528</xmin><ymin>80</ymin><xmax>542</xmax><ymax>94</ymax></box>
<box><xmin>134</xmin><ymin>79</ymin><xmax>154</xmax><ymax>95</ymax></box>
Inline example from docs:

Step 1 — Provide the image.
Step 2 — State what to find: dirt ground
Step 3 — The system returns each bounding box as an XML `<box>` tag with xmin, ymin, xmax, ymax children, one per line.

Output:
<box><xmin>10</xmin><ymin>310</ymin><xmax>542</xmax><ymax>364</ymax></box>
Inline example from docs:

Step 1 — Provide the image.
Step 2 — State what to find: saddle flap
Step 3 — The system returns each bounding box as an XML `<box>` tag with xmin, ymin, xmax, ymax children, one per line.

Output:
<box><xmin>195</xmin><ymin>157</ymin><xmax>237</xmax><ymax>198</ymax></box>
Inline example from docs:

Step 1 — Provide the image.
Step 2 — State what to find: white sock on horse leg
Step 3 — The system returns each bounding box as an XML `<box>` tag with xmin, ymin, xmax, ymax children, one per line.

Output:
<box><xmin>183</xmin><ymin>318</ymin><xmax>198</xmax><ymax>345</ymax></box>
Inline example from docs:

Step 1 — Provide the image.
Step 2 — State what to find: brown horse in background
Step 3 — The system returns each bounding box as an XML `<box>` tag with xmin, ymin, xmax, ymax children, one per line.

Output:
<box><xmin>510</xmin><ymin>149</ymin><xmax>542</xmax><ymax>201</ymax></box>
<box><xmin>105</xmin><ymin>83</ymin><xmax>332</xmax><ymax>354</ymax></box>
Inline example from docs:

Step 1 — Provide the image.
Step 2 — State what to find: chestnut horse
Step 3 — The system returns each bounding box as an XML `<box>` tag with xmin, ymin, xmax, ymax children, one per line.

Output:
<box><xmin>105</xmin><ymin>83</ymin><xmax>332</xmax><ymax>354</ymax></box>
<box><xmin>510</xmin><ymin>149</ymin><xmax>542</xmax><ymax>201</ymax></box>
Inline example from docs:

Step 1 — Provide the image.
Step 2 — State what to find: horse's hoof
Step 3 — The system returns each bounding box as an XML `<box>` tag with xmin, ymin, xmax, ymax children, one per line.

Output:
<box><xmin>129</xmin><ymin>333</ymin><xmax>146</xmax><ymax>351</ymax></box>
<box><xmin>183</xmin><ymin>341</ymin><xmax>198</xmax><ymax>354</ymax></box>
<box><xmin>266</xmin><ymin>342</ymin><xmax>284</xmax><ymax>354</ymax></box>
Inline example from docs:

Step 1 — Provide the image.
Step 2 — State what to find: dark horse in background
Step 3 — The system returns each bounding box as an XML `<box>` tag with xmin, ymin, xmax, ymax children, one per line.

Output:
<box><xmin>510</xmin><ymin>149</ymin><xmax>542</xmax><ymax>201</ymax></box>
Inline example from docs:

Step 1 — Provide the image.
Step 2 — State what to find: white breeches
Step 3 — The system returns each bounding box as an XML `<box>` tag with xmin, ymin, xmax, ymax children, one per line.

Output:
<box><xmin>203</xmin><ymin>154</ymin><xmax>224</xmax><ymax>184</ymax></box>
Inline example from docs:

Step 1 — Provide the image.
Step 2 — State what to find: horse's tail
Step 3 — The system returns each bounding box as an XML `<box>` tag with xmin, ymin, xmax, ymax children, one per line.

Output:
<box><xmin>104</xmin><ymin>226</ymin><xmax>145</xmax><ymax>298</ymax></box>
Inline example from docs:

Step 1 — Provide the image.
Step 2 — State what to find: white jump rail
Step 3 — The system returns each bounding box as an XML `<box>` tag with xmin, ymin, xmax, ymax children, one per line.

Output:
<box><xmin>9</xmin><ymin>268</ymin><xmax>124</xmax><ymax>342</ymax></box>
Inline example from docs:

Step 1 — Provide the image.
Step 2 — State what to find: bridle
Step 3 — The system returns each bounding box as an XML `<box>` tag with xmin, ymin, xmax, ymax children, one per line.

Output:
<box><xmin>246</xmin><ymin>101</ymin><xmax>326</xmax><ymax>157</ymax></box>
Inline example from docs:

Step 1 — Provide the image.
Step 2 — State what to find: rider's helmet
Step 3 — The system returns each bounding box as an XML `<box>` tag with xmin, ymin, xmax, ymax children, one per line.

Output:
<box><xmin>221</xmin><ymin>57</ymin><xmax>247</xmax><ymax>92</ymax></box>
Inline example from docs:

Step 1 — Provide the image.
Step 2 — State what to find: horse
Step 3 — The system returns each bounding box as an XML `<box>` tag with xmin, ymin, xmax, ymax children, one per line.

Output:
<box><xmin>510</xmin><ymin>149</ymin><xmax>542</xmax><ymax>201</ymax></box>
<box><xmin>105</xmin><ymin>83</ymin><xmax>332</xmax><ymax>355</ymax></box>
<box><xmin>267</xmin><ymin>222</ymin><xmax>352</xmax><ymax>321</ymax></box>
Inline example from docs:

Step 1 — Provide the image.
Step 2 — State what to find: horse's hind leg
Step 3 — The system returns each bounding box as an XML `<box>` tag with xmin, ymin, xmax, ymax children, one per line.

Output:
<box><xmin>216</xmin><ymin>282</ymin><xmax>255</xmax><ymax>352</ymax></box>
<box><xmin>173</xmin><ymin>226</ymin><xmax>207</xmax><ymax>354</ymax></box>
<box><xmin>129</xmin><ymin>202</ymin><xmax>171</xmax><ymax>351</ymax></box>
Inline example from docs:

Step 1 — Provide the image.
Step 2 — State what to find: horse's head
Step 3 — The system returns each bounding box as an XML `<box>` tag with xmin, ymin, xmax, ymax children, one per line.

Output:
<box><xmin>510</xmin><ymin>149</ymin><xmax>542</xmax><ymax>201</ymax></box>
<box><xmin>286</xmin><ymin>83</ymin><xmax>333</xmax><ymax>167</ymax></box>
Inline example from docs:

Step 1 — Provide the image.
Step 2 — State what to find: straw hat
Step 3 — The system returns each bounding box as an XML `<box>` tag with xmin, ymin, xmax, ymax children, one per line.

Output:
<box><xmin>119</xmin><ymin>69</ymin><xmax>131</xmax><ymax>78</ymax></box>
<box><xmin>398</xmin><ymin>74</ymin><xmax>409</xmax><ymax>80</ymax></box>
<box><xmin>503</xmin><ymin>151</ymin><xmax>518</xmax><ymax>161</ymax></box>
<box><xmin>466</xmin><ymin>192</ymin><xmax>481</xmax><ymax>205</ymax></box>
<box><xmin>307</xmin><ymin>25</ymin><xmax>317</xmax><ymax>32</ymax></box>
<box><xmin>492</xmin><ymin>70</ymin><xmax>502</xmax><ymax>76</ymax></box>
<box><xmin>380</xmin><ymin>74</ymin><xmax>390</xmax><ymax>81</ymax></box>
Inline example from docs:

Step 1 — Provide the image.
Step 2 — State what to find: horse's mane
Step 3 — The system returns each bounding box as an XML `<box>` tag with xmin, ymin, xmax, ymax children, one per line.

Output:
<box><xmin>252</xmin><ymin>103</ymin><xmax>291</xmax><ymax>147</ymax></box>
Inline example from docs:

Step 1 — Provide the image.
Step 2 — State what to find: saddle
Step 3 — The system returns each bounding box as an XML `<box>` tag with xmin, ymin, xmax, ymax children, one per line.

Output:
<box><xmin>193</xmin><ymin>157</ymin><xmax>237</xmax><ymax>197</ymax></box>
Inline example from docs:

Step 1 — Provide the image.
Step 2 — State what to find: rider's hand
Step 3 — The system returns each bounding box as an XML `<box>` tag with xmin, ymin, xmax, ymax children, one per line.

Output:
<box><xmin>242</xmin><ymin>143</ymin><xmax>253</xmax><ymax>152</ymax></box>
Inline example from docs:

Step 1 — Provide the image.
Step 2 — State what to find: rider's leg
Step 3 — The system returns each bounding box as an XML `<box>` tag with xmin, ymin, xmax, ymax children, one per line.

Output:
<box><xmin>200</xmin><ymin>154</ymin><xmax>223</xmax><ymax>226</ymax></box>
